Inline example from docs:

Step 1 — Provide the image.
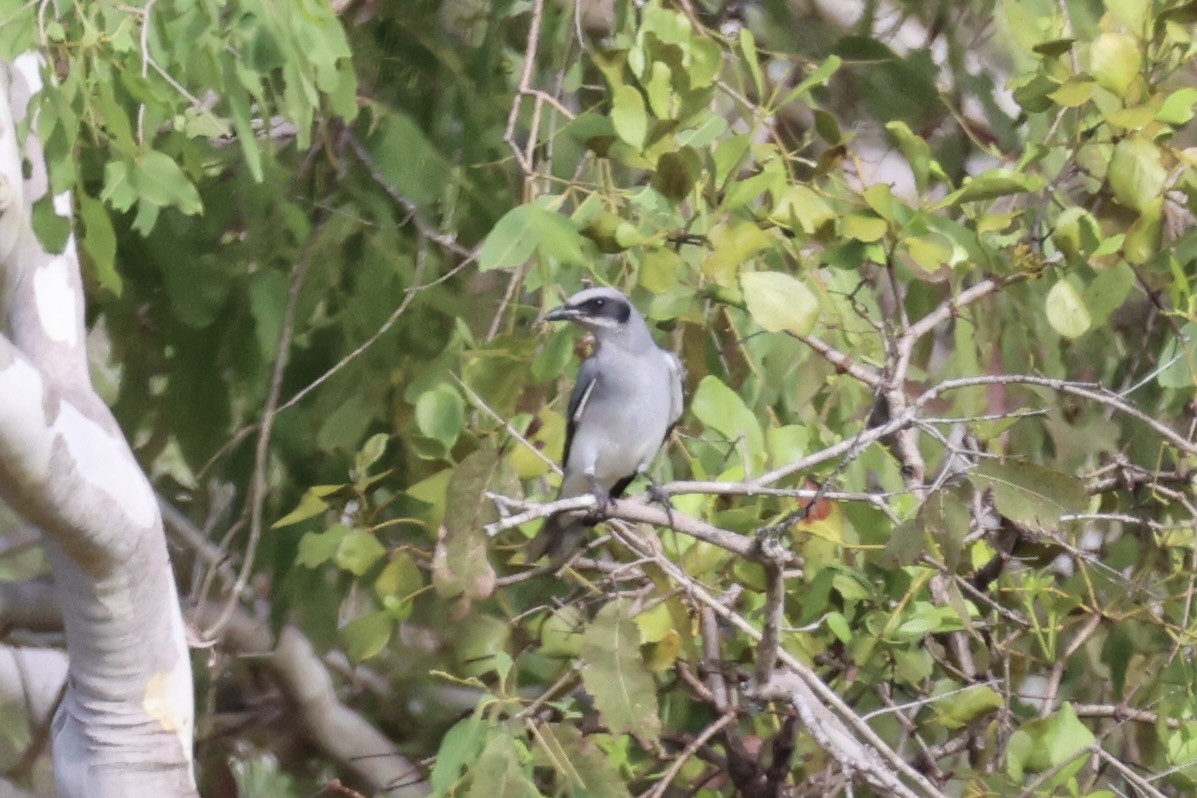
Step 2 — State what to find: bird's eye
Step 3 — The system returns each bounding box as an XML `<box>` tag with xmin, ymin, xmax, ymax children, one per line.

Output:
<box><xmin>593</xmin><ymin>298</ymin><xmax>605</xmax><ymax>307</ymax></box>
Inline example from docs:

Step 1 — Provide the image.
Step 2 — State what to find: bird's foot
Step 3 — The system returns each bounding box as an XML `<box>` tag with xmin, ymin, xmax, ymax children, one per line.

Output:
<box><xmin>645</xmin><ymin>476</ymin><xmax>676</xmax><ymax>529</ymax></box>
<box><xmin>588</xmin><ymin>480</ymin><xmax>613</xmax><ymax>516</ymax></box>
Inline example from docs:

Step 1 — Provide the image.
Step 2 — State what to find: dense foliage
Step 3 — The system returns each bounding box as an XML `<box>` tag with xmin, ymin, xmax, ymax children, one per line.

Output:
<box><xmin>2</xmin><ymin>0</ymin><xmax>1196</xmax><ymax>795</ymax></box>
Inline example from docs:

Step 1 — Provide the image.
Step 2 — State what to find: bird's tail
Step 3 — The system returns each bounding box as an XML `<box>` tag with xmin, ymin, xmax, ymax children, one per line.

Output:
<box><xmin>526</xmin><ymin>510</ymin><xmax>591</xmax><ymax>567</ymax></box>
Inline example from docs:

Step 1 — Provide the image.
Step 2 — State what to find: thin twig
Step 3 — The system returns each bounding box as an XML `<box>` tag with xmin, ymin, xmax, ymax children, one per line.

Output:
<box><xmin>641</xmin><ymin>713</ymin><xmax>737</xmax><ymax>798</ymax></box>
<box><xmin>203</xmin><ymin>250</ymin><xmax>312</xmax><ymax>638</ymax></box>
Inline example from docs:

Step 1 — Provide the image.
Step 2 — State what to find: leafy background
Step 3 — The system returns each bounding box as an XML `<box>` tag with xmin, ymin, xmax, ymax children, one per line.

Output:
<box><xmin>1</xmin><ymin>0</ymin><xmax>1196</xmax><ymax>795</ymax></box>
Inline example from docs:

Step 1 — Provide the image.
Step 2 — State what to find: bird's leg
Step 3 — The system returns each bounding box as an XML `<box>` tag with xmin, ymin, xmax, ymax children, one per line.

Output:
<box><xmin>586</xmin><ymin>475</ymin><xmax>612</xmax><ymax>516</ymax></box>
<box><xmin>639</xmin><ymin>464</ymin><xmax>676</xmax><ymax>530</ymax></box>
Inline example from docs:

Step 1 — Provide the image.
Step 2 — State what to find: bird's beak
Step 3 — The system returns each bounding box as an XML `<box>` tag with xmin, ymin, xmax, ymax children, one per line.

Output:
<box><xmin>544</xmin><ymin>304</ymin><xmax>577</xmax><ymax>323</ymax></box>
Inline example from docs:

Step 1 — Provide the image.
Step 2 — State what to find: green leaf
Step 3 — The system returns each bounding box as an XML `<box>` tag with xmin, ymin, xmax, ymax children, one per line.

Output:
<box><xmin>882</xmin><ymin>521</ymin><xmax>922</xmax><ymax>568</ymax></box>
<box><xmin>1045</xmin><ymin>279</ymin><xmax>1091</xmax><ymax>338</ymax></box>
<box><xmin>885</xmin><ymin>120</ymin><xmax>936</xmax><ymax>191</ymax></box>
<box><xmin>375</xmin><ymin>552</ymin><xmax>422</xmax><ymax>599</ymax></box>
<box><xmin>415</xmin><ymin>383</ymin><xmax>466</xmax><ymax>451</ymax></box>
<box><xmin>611</xmin><ymin>85</ymin><xmax>648</xmax><ymax>151</ymax></box>
<box><xmin>431</xmin><ymin>713</ymin><xmax>488</xmax><ymax>795</ymax></box>
<box><xmin>690</xmin><ymin>375</ymin><xmax>765</xmax><ymax>466</ymax></box>
<box><xmin>1048</xmin><ymin>79</ymin><xmax>1096</xmax><ymax>108</ymax></box>
<box><xmin>688</xmin><ymin>36</ymin><xmax>723</xmax><ymax>88</ymax></box>
<box><xmin>248</xmin><ymin>270</ymin><xmax>287</xmax><ymax>360</ymax></box>
<box><xmin>274</xmin><ymin>484</ymin><xmax>343</xmax><ymax>528</ymax></box>
<box><xmin>222</xmin><ymin>58</ymin><xmax>263</xmax><ymax>182</ymax></box>
<box><xmin>356</xmin><ymin>432</ymin><xmax>391</xmax><ymax>474</ymax></box>
<box><xmin>467</xmin><ymin>734</ymin><xmax>538</xmax><ymax>798</ymax></box>
<box><xmin>365</xmin><ymin>112</ymin><xmax>451</xmax><ymax>210</ymax></box>
<box><xmin>342</xmin><ymin>611</ymin><xmax>393</xmax><ymax>662</ymax></box>
<box><xmin>638</xmin><ymin>247</ymin><xmax>683</xmax><ymax>294</ymax></box>
<box><xmin>767</xmin><ymin>425</ymin><xmax>809</xmax><ymax>468</ymax></box>
<box><xmin>1089</xmin><ymin>32</ymin><xmax>1141</xmax><ymax>97</ymax></box>
<box><xmin>702</xmin><ymin>218</ymin><xmax>773</xmax><ymax>285</ymax></box>
<box><xmin>580</xmin><ymin>600</ymin><xmax>661</xmax><ymax>747</ymax></box>
<box><xmin>30</xmin><ymin>195</ymin><xmax>71</xmax><ymax>255</ymax></box>
<box><xmin>79</xmin><ymin>193</ymin><xmax>121</xmax><ymax>295</ymax></box>
<box><xmin>479</xmin><ymin>206</ymin><xmax>540</xmax><ymax>272</ymax></box>
<box><xmin>939</xmin><ymin>169</ymin><xmax>1044</xmax><ymax>206</ymax></box>
<box><xmin>1156</xmin><ymin>87</ymin><xmax>1197</xmax><ymax>125</ymax></box>
<box><xmin>903</xmin><ymin>233</ymin><xmax>954</xmax><ymax>272</ymax></box>
<box><xmin>778</xmin><ymin>55</ymin><xmax>842</xmax><ymax>107</ymax></box>
<box><xmin>1157</xmin><ymin>323</ymin><xmax>1197</xmax><ymax>389</ymax></box>
<box><xmin>1083</xmin><ymin>263</ymin><xmax>1134</xmax><ymax>323</ymax></box>
<box><xmin>297</xmin><ymin>523</ymin><xmax>352</xmax><ymax>568</ymax></box>
<box><xmin>1123</xmin><ymin>198</ymin><xmax>1163</xmax><ymax>265</ymax></box>
<box><xmin>316</xmin><ymin>394</ymin><xmax>375</xmax><ymax>453</ymax></box>
<box><xmin>740</xmin><ymin>271</ymin><xmax>820</xmax><ymax>336</ymax></box>
<box><xmin>1108</xmin><ymin>0</ymin><xmax>1151</xmax><ymax>32</ymax></box>
<box><xmin>540</xmin><ymin>605</ymin><xmax>585</xmax><ymax>658</ymax></box>
<box><xmin>335</xmin><ymin>528</ymin><xmax>387</xmax><ymax>576</ymax></box>
<box><xmin>933</xmin><ymin>684</ymin><xmax>1002</xmax><ymax>729</ymax></box>
<box><xmin>432</xmin><ymin>448</ymin><xmax>503</xmax><ymax>605</ymax></box>
<box><xmin>132</xmin><ymin>150</ymin><xmax>203</xmax><ymax>216</ymax></box>
<box><xmin>537</xmin><ymin>724</ymin><xmax>631</xmax><ymax>798</ymax></box>
<box><xmin>1006</xmin><ymin>704</ymin><xmax>1095</xmax><ymax>784</ymax></box>
<box><xmin>842</xmin><ymin>213</ymin><xmax>888</xmax><ymax>243</ymax></box>
<box><xmin>919</xmin><ymin>487</ymin><xmax>969</xmax><ymax>570</ymax></box>
<box><xmin>641</xmin><ymin>61</ymin><xmax>673</xmax><ymax>119</ymax></box>
<box><xmin>826</xmin><ymin>612</ymin><xmax>852</xmax><ymax>644</ymax></box>
<box><xmin>769</xmin><ymin>185</ymin><xmax>835</xmax><ymax>236</ymax></box>
<box><xmin>457</xmin><ymin>614</ymin><xmax>512</xmax><ymax>678</ymax></box>
<box><xmin>532</xmin><ymin>207</ymin><xmax>588</xmax><ymax>265</ymax></box>
<box><xmin>738</xmin><ymin>27</ymin><xmax>765</xmax><ymax>99</ymax></box>
<box><xmin>967</xmin><ymin>460</ymin><xmax>1087</xmax><ymax>526</ymax></box>
<box><xmin>1032</xmin><ymin>37</ymin><xmax>1075</xmax><ymax>57</ymax></box>
<box><xmin>479</xmin><ymin>205</ymin><xmax>588</xmax><ymax>272</ymax></box>
<box><xmin>1051</xmin><ymin>206</ymin><xmax>1101</xmax><ymax>262</ymax></box>
<box><xmin>1108</xmin><ymin>135</ymin><xmax>1166</xmax><ymax>211</ymax></box>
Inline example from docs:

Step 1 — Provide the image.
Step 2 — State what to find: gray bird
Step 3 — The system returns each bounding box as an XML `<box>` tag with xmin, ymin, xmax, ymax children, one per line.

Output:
<box><xmin>526</xmin><ymin>287</ymin><xmax>685</xmax><ymax>565</ymax></box>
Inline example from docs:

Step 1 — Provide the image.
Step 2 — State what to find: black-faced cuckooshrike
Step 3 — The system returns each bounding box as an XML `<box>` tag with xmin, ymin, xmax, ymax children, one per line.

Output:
<box><xmin>527</xmin><ymin>287</ymin><xmax>684</xmax><ymax>565</ymax></box>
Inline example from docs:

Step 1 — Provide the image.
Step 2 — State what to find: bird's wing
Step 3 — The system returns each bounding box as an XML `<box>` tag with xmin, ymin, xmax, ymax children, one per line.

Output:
<box><xmin>664</xmin><ymin>351</ymin><xmax>686</xmax><ymax>430</ymax></box>
<box><xmin>562</xmin><ymin>356</ymin><xmax>601</xmax><ymax>468</ymax></box>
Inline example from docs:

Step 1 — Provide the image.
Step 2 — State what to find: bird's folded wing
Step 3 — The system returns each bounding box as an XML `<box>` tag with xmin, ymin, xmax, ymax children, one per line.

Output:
<box><xmin>665</xmin><ymin>351</ymin><xmax>685</xmax><ymax>427</ymax></box>
<box><xmin>562</xmin><ymin>357</ymin><xmax>600</xmax><ymax>467</ymax></box>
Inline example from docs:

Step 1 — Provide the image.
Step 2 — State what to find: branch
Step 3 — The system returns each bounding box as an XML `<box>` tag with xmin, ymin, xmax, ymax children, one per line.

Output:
<box><xmin>203</xmin><ymin>250</ymin><xmax>311</xmax><ymax>638</ymax></box>
<box><xmin>485</xmin><ymin>492</ymin><xmax>761</xmax><ymax>559</ymax></box>
<box><xmin>503</xmin><ymin>0</ymin><xmax>546</xmax><ymax>175</ymax></box>
<box><xmin>609</xmin><ymin>534</ymin><xmax>949</xmax><ymax>798</ymax></box>
<box><xmin>754</xmin><ymin>372</ymin><xmax>1196</xmax><ymax>487</ymax></box>
<box><xmin>219</xmin><ymin>609</ymin><xmax>430</xmax><ymax>798</ymax></box>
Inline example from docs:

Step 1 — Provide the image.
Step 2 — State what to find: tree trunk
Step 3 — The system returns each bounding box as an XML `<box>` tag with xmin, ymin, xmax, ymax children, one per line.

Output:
<box><xmin>0</xmin><ymin>54</ymin><xmax>197</xmax><ymax>797</ymax></box>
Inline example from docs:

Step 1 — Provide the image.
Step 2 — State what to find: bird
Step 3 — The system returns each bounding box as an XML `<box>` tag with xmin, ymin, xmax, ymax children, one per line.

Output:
<box><xmin>526</xmin><ymin>286</ymin><xmax>685</xmax><ymax>566</ymax></box>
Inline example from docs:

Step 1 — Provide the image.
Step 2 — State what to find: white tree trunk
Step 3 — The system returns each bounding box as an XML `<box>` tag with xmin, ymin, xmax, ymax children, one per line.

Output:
<box><xmin>0</xmin><ymin>55</ymin><xmax>196</xmax><ymax>797</ymax></box>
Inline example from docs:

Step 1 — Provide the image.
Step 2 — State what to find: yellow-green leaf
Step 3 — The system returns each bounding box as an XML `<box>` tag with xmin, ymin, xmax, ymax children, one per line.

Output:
<box><xmin>342</xmin><ymin>611</ymin><xmax>394</xmax><ymax>662</ymax></box>
<box><xmin>612</xmin><ymin>85</ymin><xmax>648</xmax><ymax>151</ymax></box>
<box><xmin>1108</xmin><ymin>135</ymin><xmax>1166</xmax><ymax>211</ymax></box>
<box><xmin>1089</xmin><ymin>32</ymin><xmax>1140</xmax><ymax>97</ymax></box>
<box><xmin>741</xmin><ymin>270</ymin><xmax>820</xmax><ymax>336</ymax></box>
<box><xmin>1045</xmin><ymin>279</ymin><xmax>1091</xmax><ymax>338</ymax></box>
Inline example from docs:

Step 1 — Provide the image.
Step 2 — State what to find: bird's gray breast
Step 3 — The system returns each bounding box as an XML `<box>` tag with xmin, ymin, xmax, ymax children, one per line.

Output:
<box><xmin>565</xmin><ymin>347</ymin><xmax>674</xmax><ymax>488</ymax></box>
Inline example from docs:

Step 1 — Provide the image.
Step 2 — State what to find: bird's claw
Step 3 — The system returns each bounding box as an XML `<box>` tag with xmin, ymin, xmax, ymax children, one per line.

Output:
<box><xmin>588</xmin><ymin>481</ymin><xmax>613</xmax><ymax>516</ymax></box>
<box><xmin>645</xmin><ymin>477</ymin><xmax>676</xmax><ymax>529</ymax></box>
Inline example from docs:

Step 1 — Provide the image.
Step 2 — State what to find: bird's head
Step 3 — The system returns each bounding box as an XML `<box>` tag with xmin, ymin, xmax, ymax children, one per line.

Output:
<box><xmin>544</xmin><ymin>287</ymin><xmax>635</xmax><ymax>334</ymax></box>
